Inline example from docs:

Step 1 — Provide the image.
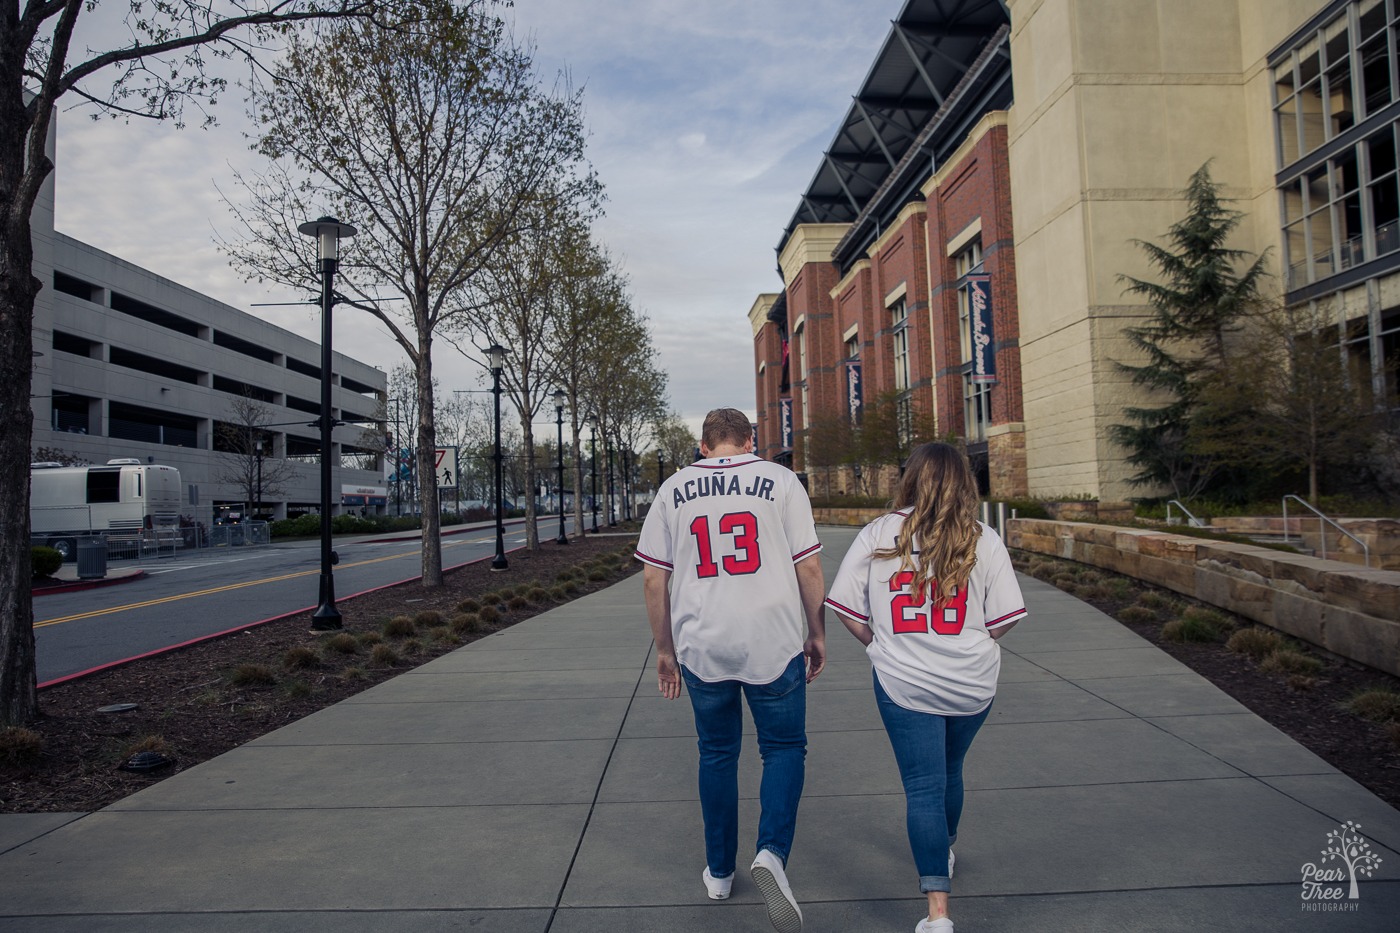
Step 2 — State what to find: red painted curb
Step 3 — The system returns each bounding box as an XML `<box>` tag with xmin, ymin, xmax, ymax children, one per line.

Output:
<box><xmin>33</xmin><ymin>571</ymin><xmax>148</xmax><ymax>597</ymax></box>
<box><xmin>37</xmin><ymin>544</ymin><xmax>527</xmax><ymax>691</ymax></box>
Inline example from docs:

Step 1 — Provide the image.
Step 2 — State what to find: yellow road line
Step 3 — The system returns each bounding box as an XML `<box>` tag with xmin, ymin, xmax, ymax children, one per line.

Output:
<box><xmin>36</xmin><ymin>550</ymin><xmax>413</xmax><ymax>629</ymax></box>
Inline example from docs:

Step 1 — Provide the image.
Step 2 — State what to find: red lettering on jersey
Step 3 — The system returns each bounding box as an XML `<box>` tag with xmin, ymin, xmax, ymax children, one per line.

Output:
<box><xmin>888</xmin><ymin>571</ymin><xmax>968</xmax><ymax>636</ymax></box>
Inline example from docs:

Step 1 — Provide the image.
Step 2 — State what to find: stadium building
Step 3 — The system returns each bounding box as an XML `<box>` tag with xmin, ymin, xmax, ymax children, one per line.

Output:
<box><xmin>750</xmin><ymin>0</ymin><xmax>1400</xmax><ymax>501</ymax></box>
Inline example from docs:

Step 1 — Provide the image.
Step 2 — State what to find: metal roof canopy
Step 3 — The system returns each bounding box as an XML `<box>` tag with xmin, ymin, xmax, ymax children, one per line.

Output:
<box><xmin>778</xmin><ymin>0</ymin><xmax>1010</xmax><ymax>271</ymax></box>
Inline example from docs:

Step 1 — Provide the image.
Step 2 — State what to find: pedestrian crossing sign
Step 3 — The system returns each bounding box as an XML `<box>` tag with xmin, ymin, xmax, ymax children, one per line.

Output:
<box><xmin>434</xmin><ymin>446</ymin><xmax>460</xmax><ymax>490</ymax></box>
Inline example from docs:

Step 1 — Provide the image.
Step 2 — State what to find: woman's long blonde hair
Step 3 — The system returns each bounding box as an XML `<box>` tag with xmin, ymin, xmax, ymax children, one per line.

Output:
<box><xmin>872</xmin><ymin>443</ymin><xmax>981</xmax><ymax>603</ymax></box>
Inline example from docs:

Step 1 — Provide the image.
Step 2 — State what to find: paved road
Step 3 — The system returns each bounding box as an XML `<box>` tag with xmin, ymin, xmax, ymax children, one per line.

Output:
<box><xmin>34</xmin><ymin>516</ymin><xmax>582</xmax><ymax>684</ymax></box>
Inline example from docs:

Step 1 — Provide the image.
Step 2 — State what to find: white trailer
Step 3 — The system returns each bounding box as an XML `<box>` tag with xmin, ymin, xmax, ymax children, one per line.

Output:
<box><xmin>30</xmin><ymin>460</ymin><xmax>182</xmax><ymax>560</ymax></box>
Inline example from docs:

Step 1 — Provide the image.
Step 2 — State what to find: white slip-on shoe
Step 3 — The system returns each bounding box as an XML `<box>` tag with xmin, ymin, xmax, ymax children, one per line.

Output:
<box><xmin>702</xmin><ymin>867</ymin><xmax>732</xmax><ymax>900</ymax></box>
<box><xmin>916</xmin><ymin>918</ymin><xmax>954</xmax><ymax>932</ymax></box>
<box><xmin>750</xmin><ymin>848</ymin><xmax>802</xmax><ymax>933</ymax></box>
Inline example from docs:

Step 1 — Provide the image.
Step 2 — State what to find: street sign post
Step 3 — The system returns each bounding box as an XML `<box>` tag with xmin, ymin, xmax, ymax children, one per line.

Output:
<box><xmin>434</xmin><ymin>446</ymin><xmax>460</xmax><ymax>490</ymax></box>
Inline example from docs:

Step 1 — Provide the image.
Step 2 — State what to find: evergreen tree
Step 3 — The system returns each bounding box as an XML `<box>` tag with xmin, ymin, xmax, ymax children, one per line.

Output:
<box><xmin>1109</xmin><ymin>162</ymin><xmax>1271</xmax><ymax>500</ymax></box>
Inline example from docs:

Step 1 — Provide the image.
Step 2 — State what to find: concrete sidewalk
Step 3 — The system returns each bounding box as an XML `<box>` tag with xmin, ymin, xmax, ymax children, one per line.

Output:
<box><xmin>2</xmin><ymin>526</ymin><xmax>1398</xmax><ymax>931</ymax></box>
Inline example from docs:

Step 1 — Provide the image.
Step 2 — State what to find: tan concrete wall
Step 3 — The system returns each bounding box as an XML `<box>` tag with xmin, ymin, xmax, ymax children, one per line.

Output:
<box><xmin>1007</xmin><ymin>517</ymin><xmax>1400</xmax><ymax>678</ymax></box>
<box><xmin>1006</xmin><ymin>0</ymin><xmax>1332</xmax><ymax>500</ymax></box>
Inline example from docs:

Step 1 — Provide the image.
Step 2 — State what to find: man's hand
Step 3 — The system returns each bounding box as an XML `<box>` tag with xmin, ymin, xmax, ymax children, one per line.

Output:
<box><xmin>804</xmin><ymin>634</ymin><xmax>826</xmax><ymax>683</ymax></box>
<box><xmin>656</xmin><ymin>649</ymin><xmax>682</xmax><ymax>699</ymax></box>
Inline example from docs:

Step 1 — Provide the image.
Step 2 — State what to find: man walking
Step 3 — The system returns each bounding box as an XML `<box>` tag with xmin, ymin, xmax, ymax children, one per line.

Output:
<box><xmin>636</xmin><ymin>407</ymin><xmax>826</xmax><ymax>933</ymax></box>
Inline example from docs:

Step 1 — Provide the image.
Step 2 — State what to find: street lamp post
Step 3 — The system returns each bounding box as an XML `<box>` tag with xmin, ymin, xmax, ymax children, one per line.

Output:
<box><xmin>488</xmin><ymin>343</ymin><xmax>510</xmax><ymax>571</ymax></box>
<box><xmin>657</xmin><ymin>449</ymin><xmax>663</xmax><ymax>489</ymax></box>
<box><xmin>622</xmin><ymin>449</ymin><xmax>631</xmax><ymax>522</ymax></box>
<box><xmin>589</xmin><ymin>415</ymin><xmax>599</xmax><ymax>534</ymax></box>
<box><xmin>552</xmin><ymin>389</ymin><xmax>569</xmax><ymax>545</ymax></box>
<box><xmin>298</xmin><ymin>216</ymin><xmax>356</xmax><ymax>632</ymax></box>
<box><xmin>254</xmin><ymin>437</ymin><xmax>264</xmax><ymax>518</ymax></box>
<box><xmin>606</xmin><ymin>438</ymin><xmax>616</xmax><ymax>527</ymax></box>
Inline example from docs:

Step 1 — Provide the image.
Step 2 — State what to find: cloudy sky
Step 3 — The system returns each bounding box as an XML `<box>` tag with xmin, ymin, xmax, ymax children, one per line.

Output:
<box><xmin>54</xmin><ymin>0</ymin><xmax>893</xmax><ymax>433</ymax></box>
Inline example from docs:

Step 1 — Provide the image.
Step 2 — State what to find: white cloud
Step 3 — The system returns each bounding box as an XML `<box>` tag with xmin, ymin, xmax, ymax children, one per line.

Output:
<box><xmin>52</xmin><ymin>0</ymin><xmax>894</xmax><ymax>429</ymax></box>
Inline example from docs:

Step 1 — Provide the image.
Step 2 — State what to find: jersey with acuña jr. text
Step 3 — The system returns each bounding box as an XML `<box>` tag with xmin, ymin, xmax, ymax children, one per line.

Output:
<box><xmin>824</xmin><ymin>515</ymin><xmax>1027</xmax><ymax>715</ymax></box>
<box><xmin>635</xmin><ymin>453</ymin><xmax>822</xmax><ymax>684</ymax></box>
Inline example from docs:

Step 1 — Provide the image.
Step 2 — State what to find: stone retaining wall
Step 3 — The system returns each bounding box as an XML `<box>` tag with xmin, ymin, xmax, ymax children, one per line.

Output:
<box><xmin>1006</xmin><ymin>518</ymin><xmax>1400</xmax><ymax>679</ymax></box>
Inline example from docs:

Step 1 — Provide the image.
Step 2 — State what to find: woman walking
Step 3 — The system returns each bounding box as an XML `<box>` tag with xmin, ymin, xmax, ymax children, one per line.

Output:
<box><xmin>824</xmin><ymin>443</ymin><xmax>1027</xmax><ymax>933</ymax></box>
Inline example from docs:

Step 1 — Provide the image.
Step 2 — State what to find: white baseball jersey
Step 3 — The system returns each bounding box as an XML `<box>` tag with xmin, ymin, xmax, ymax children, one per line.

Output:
<box><xmin>824</xmin><ymin>515</ymin><xmax>1026</xmax><ymax>715</ymax></box>
<box><xmin>636</xmin><ymin>453</ymin><xmax>822</xmax><ymax>684</ymax></box>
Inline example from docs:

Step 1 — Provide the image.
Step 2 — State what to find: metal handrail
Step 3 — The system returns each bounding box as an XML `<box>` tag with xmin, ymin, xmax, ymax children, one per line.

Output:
<box><xmin>1166</xmin><ymin>500</ymin><xmax>1205</xmax><ymax>527</ymax></box>
<box><xmin>1282</xmin><ymin>495</ymin><xmax>1371</xmax><ymax>567</ymax></box>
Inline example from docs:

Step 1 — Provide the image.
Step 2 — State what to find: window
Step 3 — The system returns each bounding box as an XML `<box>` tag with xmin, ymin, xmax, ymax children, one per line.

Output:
<box><xmin>1275</xmin><ymin>1</ymin><xmax>1400</xmax><ymax>169</ymax></box>
<box><xmin>53</xmin><ymin>272</ymin><xmax>100</xmax><ymax>303</ymax></box>
<box><xmin>51</xmin><ymin>393</ymin><xmax>92</xmax><ymax>434</ymax></box>
<box><xmin>108</xmin><ymin>402</ymin><xmax>199</xmax><ymax>448</ymax></box>
<box><xmin>109</xmin><ymin>292</ymin><xmax>204</xmax><ymax>338</ymax></box>
<box><xmin>1281</xmin><ymin>124</ymin><xmax>1400</xmax><ymax>288</ymax></box>
<box><xmin>955</xmin><ymin>243</ymin><xmax>992</xmax><ymax>441</ymax></box>
<box><xmin>889</xmin><ymin>297</ymin><xmax>912</xmax><ymax>446</ymax></box>
<box><xmin>286</xmin><ymin>435</ymin><xmax>322</xmax><ymax>464</ymax></box>
<box><xmin>86</xmin><ymin>469</ymin><xmax>121</xmax><ymax>504</ymax></box>
<box><xmin>845</xmin><ymin>334</ymin><xmax>859</xmax><ymax>359</ymax></box>
<box><xmin>51</xmin><ymin>330</ymin><xmax>98</xmax><ymax>358</ymax></box>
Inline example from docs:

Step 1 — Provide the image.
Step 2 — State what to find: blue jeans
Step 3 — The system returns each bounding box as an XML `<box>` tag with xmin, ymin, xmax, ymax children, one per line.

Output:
<box><xmin>681</xmin><ymin>653</ymin><xmax>808</xmax><ymax>879</ymax></box>
<box><xmin>873</xmin><ymin>671</ymin><xmax>992</xmax><ymax>894</ymax></box>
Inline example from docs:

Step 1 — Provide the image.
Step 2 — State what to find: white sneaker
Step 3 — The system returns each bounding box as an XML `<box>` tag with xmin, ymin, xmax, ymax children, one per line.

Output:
<box><xmin>916</xmin><ymin>918</ymin><xmax>954</xmax><ymax>933</ymax></box>
<box><xmin>948</xmin><ymin>847</ymin><xmax>955</xmax><ymax>878</ymax></box>
<box><xmin>702</xmin><ymin>867</ymin><xmax>732</xmax><ymax>900</ymax></box>
<box><xmin>750</xmin><ymin>848</ymin><xmax>802</xmax><ymax>933</ymax></box>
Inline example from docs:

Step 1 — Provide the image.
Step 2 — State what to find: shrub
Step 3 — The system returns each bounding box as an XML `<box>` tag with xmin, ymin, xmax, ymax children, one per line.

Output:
<box><xmin>124</xmin><ymin>735</ymin><xmax>170</xmax><ymax>757</ymax></box>
<box><xmin>478</xmin><ymin>604</ymin><xmax>500</xmax><ymax>625</ymax></box>
<box><xmin>1078</xmin><ymin>570</ymin><xmax>1103</xmax><ymax>585</ymax></box>
<box><xmin>1051</xmin><ymin>573</ymin><xmax>1077</xmax><ymax>589</ymax></box>
<box><xmin>30</xmin><ymin>546</ymin><xmax>61</xmax><ymax>578</ymax></box>
<box><xmin>495</xmin><ymin>586</ymin><xmax>517</xmax><ymax>600</ymax></box>
<box><xmin>0</xmin><ymin>727</ymin><xmax>42</xmax><ymax>767</ymax></box>
<box><xmin>549</xmin><ymin>584</ymin><xmax>568</xmax><ymax>601</ymax></box>
<box><xmin>507</xmin><ymin>595</ymin><xmax>530</xmax><ymax>610</ymax></box>
<box><xmin>562</xmin><ymin>579</ymin><xmax>580</xmax><ymax>594</ymax></box>
<box><xmin>1288</xmin><ymin>674</ymin><xmax>1318</xmax><ymax>692</ymax></box>
<box><xmin>384</xmin><ymin>616</ymin><xmax>417</xmax><ymax>638</ymax></box>
<box><xmin>527</xmin><ymin>586</ymin><xmax>550</xmax><ymax>603</ymax></box>
<box><xmin>413</xmin><ymin>610</ymin><xmax>444</xmax><ymax>628</ymax></box>
<box><xmin>282</xmin><ymin>678</ymin><xmax>312</xmax><ymax>699</ymax></box>
<box><xmin>1226</xmin><ymin>627</ymin><xmax>1282</xmax><ymax>660</ymax></box>
<box><xmin>356</xmin><ymin>631</ymin><xmax>383</xmax><ymax>647</ymax></box>
<box><xmin>283</xmin><ymin>647</ymin><xmax>319</xmax><ymax>670</ymax></box>
<box><xmin>1162</xmin><ymin>615</ymin><xmax>1224</xmax><ymax>643</ymax></box>
<box><xmin>480</xmin><ymin>591</ymin><xmax>504</xmax><ymax>605</ymax></box>
<box><xmin>456</xmin><ymin>598</ymin><xmax>482</xmax><ymax>613</ymax></box>
<box><xmin>370</xmin><ymin>643</ymin><xmax>400</xmax><ymax>667</ymax></box>
<box><xmin>1138</xmin><ymin>591</ymin><xmax>1171</xmax><ymax>610</ymax></box>
<box><xmin>1260</xmin><ymin>648</ymin><xmax>1324</xmax><ymax>676</ymax></box>
<box><xmin>1117</xmin><ymin>606</ymin><xmax>1157</xmax><ymax>625</ymax></box>
<box><xmin>1345</xmin><ymin>688</ymin><xmax>1400</xmax><ymax>723</ymax></box>
<box><xmin>428</xmin><ymin>626</ymin><xmax>458</xmax><ymax>645</ymax></box>
<box><xmin>323</xmin><ymin>633</ymin><xmax>359</xmax><ymax>655</ymax></box>
<box><xmin>555</xmin><ymin>569</ymin><xmax>577</xmax><ymax>582</ymax></box>
<box><xmin>588</xmin><ymin>568</ymin><xmax>608</xmax><ymax>582</ymax></box>
<box><xmin>451</xmin><ymin>612</ymin><xmax>481</xmax><ymax>634</ymax></box>
<box><xmin>1104</xmin><ymin>577</ymin><xmax>1138</xmax><ymax>602</ymax></box>
<box><xmin>228</xmin><ymin>663</ymin><xmax>277</xmax><ymax>687</ymax></box>
<box><xmin>1181</xmin><ymin>606</ymin><xmax>1235</xmax><ymax>633</ymax></box>
<box><xmin>341</xmin><ymin>666</ymin><xmax>366</xmax><ymax>681</ymax></box>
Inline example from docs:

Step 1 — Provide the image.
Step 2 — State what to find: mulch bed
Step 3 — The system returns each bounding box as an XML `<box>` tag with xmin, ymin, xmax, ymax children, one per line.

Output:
<box><xmin>2</xmin><ymin>530</ymin><xmax>640</xmax><ymax>814</ymax></box>
<box><xmin>1010</xmin><ymin>549</ymin><xmax>1400</xmax><ymax>810</ymax></box>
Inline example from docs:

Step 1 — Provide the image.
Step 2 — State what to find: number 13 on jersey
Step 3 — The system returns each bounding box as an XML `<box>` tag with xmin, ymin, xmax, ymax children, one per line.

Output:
<box><xmin>689</xmin><ymin>511</ymin><xmax>762</xmax><ymax>577</ymax></box>
<box><xmin>889</xmin><ymin>571</ymin><xmax>968</xmax><ymax>635</ymax></box>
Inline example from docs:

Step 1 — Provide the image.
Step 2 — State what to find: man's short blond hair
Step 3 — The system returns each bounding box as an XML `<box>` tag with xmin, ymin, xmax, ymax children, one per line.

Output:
<box><xmin>701</xmin><ymin>408</ymin><xmax>752</xmax><ymax>450</ymax></box>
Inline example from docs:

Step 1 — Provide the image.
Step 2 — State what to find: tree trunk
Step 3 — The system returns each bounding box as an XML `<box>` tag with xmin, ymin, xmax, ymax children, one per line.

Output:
<box><xmin>521</xmin><ymin>414</ymin><xmax>539</xmax><ymax>551</ymax></box>
<box><xmin>571</xmin><ymin>421</ymin><xmax>585</xmax><ymax>537</ymax></box>
<box><xmin>415</xmin><ymin>343</ymin><xmax>443</xmax><ymax>587</ymax></box>
<box><xmin>0</xmin><ymin>84</ymin><xmax>44</xmax><ymax>725</ymax></box>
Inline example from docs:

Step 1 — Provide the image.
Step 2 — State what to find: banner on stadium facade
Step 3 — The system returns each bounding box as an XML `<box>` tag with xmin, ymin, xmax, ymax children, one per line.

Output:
<box><xmin>780</xmin><ymin>398</ymin><xmax>793</xmax><ymax>450</ymax></box>
<box><xmin>751</xmin><ymin>423</ymin><xmax>759</xmax><ymax>451</ymax></box>
<box><xmin>967</xmin><ymin>274</ymin><xmax>998</xmax><ymax>384</ymax></box>
<box><xmin>845</xmin><ymin>361</ymin><xmax>863</xmax><ymax>424</ymax></box>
